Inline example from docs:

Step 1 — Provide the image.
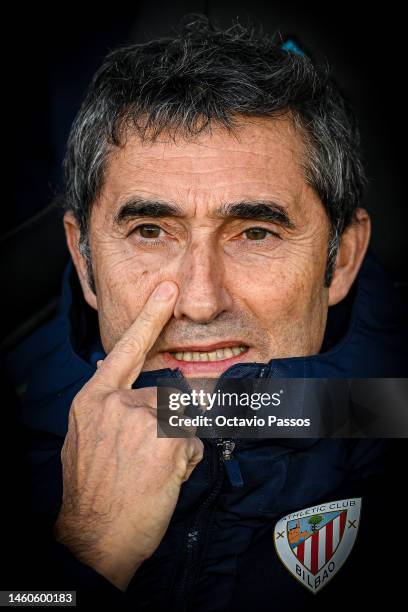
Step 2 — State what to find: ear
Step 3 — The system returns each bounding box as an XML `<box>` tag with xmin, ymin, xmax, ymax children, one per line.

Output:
<box><xmin>328</xmin><ymin>208</ymin><xmax>371</xmax><ymax>306</ymax></box>
<box><xmin>63</xmin><ymin>211</ymin><xmax>98</xmax><ymax>310</ymax></box>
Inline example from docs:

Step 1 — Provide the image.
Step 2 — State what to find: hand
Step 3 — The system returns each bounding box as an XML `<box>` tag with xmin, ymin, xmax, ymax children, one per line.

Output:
<box><xmin>53</xmin><ymin>281</ymin><xmax>204</xmax><ymax>591</ymax></box>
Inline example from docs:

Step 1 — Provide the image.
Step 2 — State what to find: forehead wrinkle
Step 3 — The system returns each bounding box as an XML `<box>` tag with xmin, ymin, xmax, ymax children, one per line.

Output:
<box><xmin>100</xmin><ymin>118</ymin><xmax>312</xmax><ymax>224</ymax></box>
<box><xmin>113</xmin><ymin>117</ymin><xmax>305</xmax><ymax>170</ymax></box>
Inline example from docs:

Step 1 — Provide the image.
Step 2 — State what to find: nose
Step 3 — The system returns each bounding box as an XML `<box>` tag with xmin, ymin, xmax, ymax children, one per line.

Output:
<box><xmin>173</xmin><ymin>239</ymin><xmax>233</xmax><ymax>323</ymax></box>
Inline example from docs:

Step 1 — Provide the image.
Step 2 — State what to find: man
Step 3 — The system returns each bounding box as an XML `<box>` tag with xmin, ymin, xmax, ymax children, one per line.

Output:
<box><xmin>7</xmin><ymin>15</ymin><xmax>407</xmax><ymax>611</ymax></box>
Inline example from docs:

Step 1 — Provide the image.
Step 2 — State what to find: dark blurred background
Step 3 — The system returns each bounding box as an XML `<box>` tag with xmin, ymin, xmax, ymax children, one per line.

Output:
<box><xmin>3</xmin><ymin>0</ymin><xmax>407</xmax><ymax>351</ymax></box>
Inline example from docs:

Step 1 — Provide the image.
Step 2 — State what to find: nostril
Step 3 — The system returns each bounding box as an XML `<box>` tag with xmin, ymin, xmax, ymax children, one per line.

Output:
<box><xmin>173</xmin><ymin>293</ymin><xmax>228</xmax><ymax>323</ymax></box>
<box><xmin>173</xmin><ymin>283</ymin><xmax>233</xmax><ymax>323</ymax></box>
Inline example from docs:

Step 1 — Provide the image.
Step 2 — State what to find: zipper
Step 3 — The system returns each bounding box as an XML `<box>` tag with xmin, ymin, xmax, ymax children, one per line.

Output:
<box><xmin>172</xmin><ymin>366</ymin><xmax>262</xmax><ymax>488</ymax></box>
<box><xmin>216</xmin><ymin>438</ymin><xmax>244</xmax><ymax>487</ymax></box>
<box><xmin>170</xmin><ymin>363</ymin><xmax>268</xmax><ymax>489</ymax></box>
<box><xmin>169</xmin><ymin>364</ymin><xmax>267</xmax><ymax>609</ymax></box>
<box><xmin>172</xmin><ymin>438</ymin><xmax>245</xmax><ymax>610</ymax></box>
<box><xmin>212</xmin><ymin>363</ymin><xmax>268</xmax><ymax>488</ymax></box>
<box><xmin>173</xmin><ymin>438</ymin><xmax>225</xmax><ymax>610</ymax></box>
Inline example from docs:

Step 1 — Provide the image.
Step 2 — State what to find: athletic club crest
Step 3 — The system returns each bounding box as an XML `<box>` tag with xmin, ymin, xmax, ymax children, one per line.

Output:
<box><xmin>274</xmin><ymin>497</ymin><xmax>361</xmax><ymax>593</ymax></box>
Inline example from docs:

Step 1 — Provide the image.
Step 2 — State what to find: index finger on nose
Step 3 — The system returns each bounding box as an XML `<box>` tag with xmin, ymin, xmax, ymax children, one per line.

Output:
<box><xmin>93</xmin><ymin>280</ymin><xmax>178</xmax><ymax>389</ymax></box>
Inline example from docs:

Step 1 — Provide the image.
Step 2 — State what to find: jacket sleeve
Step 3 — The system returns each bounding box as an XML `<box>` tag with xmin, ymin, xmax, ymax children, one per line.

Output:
<box><xmin>5</xmin><ymin>426</ymin><xmax>130</xmax><ymax>610</ymax></box>
<box><xmin>36</xmin><ymin>528</ymin><xmax>127</xmax><ymax>609</ymax></box>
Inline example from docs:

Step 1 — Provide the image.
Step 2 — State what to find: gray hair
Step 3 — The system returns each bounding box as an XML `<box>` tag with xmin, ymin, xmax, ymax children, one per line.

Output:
<box><xmin>61</xmin><ymin>15</ymin><xmax>367</xmax><ymax>291</ymax></box>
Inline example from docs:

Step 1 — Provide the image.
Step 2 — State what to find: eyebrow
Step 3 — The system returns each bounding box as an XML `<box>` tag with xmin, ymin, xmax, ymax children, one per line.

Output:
<box><xmin>114</xmin><ymin>198</ymin><xmax>184</xmax><ymax>224</ymax></box>
<box><xmin>214</xmin><ymin>201</ymin><xmax>295</xmax><ymax>229</ymax></box>
<box><xmin>114</xmin><ymin>197</ymin><xmax>295</xmax><ymax>229</ymax></box>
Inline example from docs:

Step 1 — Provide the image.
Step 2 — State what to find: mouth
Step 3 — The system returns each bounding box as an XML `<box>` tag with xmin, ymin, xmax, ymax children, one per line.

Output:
<box><xmin>161</xmin><ymin>341</ymin><xmax>250</xmax><ymax>375</ymax></box>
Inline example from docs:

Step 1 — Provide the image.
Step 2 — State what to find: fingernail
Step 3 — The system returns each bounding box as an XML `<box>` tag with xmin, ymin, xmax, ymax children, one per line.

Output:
<box><xmin>153</xmin><ymin>281</ymin><xmax>177</xmax><ymax>301</ymax></box>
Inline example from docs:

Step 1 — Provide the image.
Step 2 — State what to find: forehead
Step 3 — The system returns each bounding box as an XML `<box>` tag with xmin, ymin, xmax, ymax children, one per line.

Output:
<box><xmin>98</xmin><ymin>115</ymin><xmax>313</xmax><ymax>214</ymax></box>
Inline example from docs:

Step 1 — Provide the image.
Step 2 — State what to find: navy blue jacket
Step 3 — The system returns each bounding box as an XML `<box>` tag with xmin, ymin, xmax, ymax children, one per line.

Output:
<box><xmin>5</xmin><ymin>250</ymin><xmax>407</xmax><ymax>611</ymax></box>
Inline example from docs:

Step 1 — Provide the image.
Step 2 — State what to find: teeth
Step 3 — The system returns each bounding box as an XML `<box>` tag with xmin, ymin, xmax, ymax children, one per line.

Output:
<box><xmin>231</xmin><ymin>346</ymin><xmax>243</xmax><ymax>356</ymax></box>
<box><xmin>171</xmin><ymin>346</ymin><xmax>246</xmax><ymax>362</ymax></box>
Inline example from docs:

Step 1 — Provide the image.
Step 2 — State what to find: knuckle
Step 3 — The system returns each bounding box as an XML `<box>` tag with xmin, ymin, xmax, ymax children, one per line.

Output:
<box><xmin>184</xmin><ymin>437</ymin><xmax>204</xmax><ymax>462</ymax></box>
<box><xmin>119</xmin><ymin>334</ymin><xmax>144</xmax><ymax>357</ymax></box>
<box><xmin>137</xmin><ymin>308</ymin><xmax>156</xmax><ymax>326</ymax></box>
<box><xmin>71</xmin><ymin>382</ymin><xmax>96</xmax><ymax>413</ymax></box>
<box><xmin>69</xmin><ymin>397</ymin><xmax>84</xmax><ymax>422</ymax></box>
<box><xmin>194</xmin><ymin>438</ymin><xmax>204</xmax><ymax>458</ymax></box>
<box><xmin>133</xmin><ymin>405</ymin><xmax>156</xmax><ymax>426</ymax></box>
<box><xmin>133</xmin><ymin>387</ymin><xmax>157</xmax><ymax>406</ymax></box>
<box><xmin>103</xmin><ymin>391</ymin><xmax>124</xmax><ymax>411</ymax></box>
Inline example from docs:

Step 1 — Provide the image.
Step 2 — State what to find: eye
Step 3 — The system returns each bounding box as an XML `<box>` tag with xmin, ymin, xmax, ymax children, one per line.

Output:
<box><xmin>135</xmin><ymin>224</ymin><xmax>163</xmax><ymax>239</ymax></box>
<box><xmin>243</xmin><ymin>227</ymin><xmax>273</xmax><ymax>240</ymax></box>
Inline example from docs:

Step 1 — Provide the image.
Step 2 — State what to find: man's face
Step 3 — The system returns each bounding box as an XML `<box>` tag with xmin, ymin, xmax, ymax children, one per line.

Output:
<box><xmin>79</xmin><ymin>116</ymin><xmax>332</xmax><ymax>378</ymax></box>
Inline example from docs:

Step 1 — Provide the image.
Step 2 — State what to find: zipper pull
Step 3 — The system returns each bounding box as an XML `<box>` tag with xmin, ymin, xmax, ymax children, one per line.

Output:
<box><xmin>217</xmin><ymin>440</ymin><xmax>244</xmax><ymax>488</ymax></box>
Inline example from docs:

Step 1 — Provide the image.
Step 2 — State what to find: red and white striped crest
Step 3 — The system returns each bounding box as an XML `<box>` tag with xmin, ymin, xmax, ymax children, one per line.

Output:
<box><xmin>292</xmin><ymin>509</ymin><xmax>347</xmax><ymax>574</ymax></box>
<box><xmin>274</xmin><ymin>498</ymin><xmax>361</xmax><ymax>593</ymax></box>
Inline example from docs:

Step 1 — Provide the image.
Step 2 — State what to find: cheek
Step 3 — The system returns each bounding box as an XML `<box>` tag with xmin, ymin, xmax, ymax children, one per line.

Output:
<box><xmin>94</xmin><ymin>251</ymin><xmax>177</xmax><ymax>350</ymax></box>
<box><xmin>228</xmin><ymin>257</ymin><xmax>324</xmax><ymax>327</ymax></box>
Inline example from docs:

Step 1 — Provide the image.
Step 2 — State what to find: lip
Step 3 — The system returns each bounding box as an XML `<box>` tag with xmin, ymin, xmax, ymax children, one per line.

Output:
<box><xmin>161</xmin><ymin>342</ymin><xmax>251</xmax><ymax>376</ymax></box>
